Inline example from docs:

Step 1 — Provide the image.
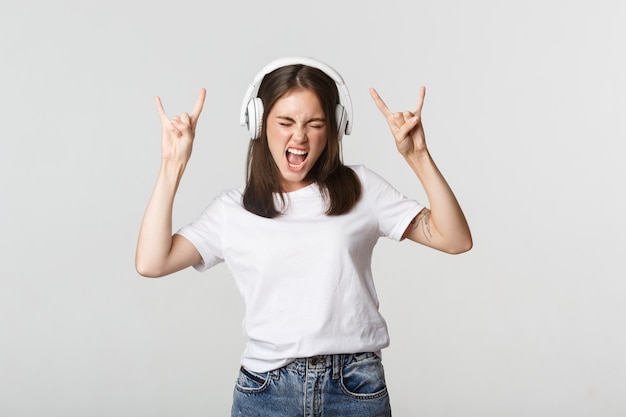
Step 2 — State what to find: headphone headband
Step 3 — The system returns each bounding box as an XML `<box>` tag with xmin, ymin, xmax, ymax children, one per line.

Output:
<box><xmin>240</xmin><ymin>57</ymin><xmax>353</xmax><ymax>137</ymax></box>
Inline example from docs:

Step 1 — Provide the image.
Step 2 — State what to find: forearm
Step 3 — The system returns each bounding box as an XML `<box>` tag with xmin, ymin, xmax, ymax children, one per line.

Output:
<box><xmin>405</xmin><ymin>151</ymin><xmax>472</xmax><ymax>253</ymax></box>
<box><xmin>135</xmin><ymin>160</ymin><xmax>187</xmax><ymax>276</ymax></box>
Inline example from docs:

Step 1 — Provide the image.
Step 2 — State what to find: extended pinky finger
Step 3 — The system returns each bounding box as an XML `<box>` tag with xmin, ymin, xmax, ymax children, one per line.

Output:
<box><xmin>156</xmin><ymin>96</ymin><xmax>173</xmax><ymax>127</ymax></box>
<box><xmin>413</xmin><ymin>86</ymin><xmax>426</xmax><ymax>115</ymax></box>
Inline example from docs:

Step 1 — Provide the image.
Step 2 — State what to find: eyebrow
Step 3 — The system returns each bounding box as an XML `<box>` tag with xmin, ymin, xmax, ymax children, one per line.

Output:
<box><xmin>276</xmin><ymin>115</ymin><xmax>326</xmax><ymax>123</ymax></box>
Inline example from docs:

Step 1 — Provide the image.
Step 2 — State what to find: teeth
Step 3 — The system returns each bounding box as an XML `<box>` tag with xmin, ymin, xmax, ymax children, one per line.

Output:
<box><xmin>287</xmin><ymin>148</ymin><xmax>308</xmax><ymax>155</ymax></box>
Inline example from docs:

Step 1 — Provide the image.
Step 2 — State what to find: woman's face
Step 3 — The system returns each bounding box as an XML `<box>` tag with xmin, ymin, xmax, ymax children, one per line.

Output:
<box><xmin>266</xmin><ymin>89</ymin><xmax>328</xmax><ymax>192</ymax></box>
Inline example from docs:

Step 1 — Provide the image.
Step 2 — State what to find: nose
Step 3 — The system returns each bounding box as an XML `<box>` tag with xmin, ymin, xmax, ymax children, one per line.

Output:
<box><xmin>292</xmin><ymin>125</ymin><xmax>308</xmax><ymax>142</ymax></box>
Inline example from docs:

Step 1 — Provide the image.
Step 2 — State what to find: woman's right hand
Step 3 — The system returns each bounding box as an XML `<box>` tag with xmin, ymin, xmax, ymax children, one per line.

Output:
<box><xmin>156</xmin><ymin>88</ymin><xmax>206</xmax><ymax>163</ymax></box>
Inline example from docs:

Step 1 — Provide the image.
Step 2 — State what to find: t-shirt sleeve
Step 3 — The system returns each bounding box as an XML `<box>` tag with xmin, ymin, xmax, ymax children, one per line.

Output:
<box><xmin>175</xmin><ymin>196</ymin><xmax>225</xmax><ymax>272</ymax></box>
<box><xmin>356</xmin><ymin>165</ymin><xmax>425</xmax><ymax>241</ymax></box>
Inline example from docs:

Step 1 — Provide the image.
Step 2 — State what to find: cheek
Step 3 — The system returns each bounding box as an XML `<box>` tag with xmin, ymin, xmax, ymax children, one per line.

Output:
<box><xmin>311</xmin><ymin>134</ymin><xmax>328</xmax><ymax>156</ymax></box>
<box><xmin>268</xmin><ymin>142</ymin><xmax>284</xmax><ymax>163</ymax></box>
<box><xmin>266</xmin><ymin>140</ymin><xmax>288</xmax><ymax>168</ymax></box>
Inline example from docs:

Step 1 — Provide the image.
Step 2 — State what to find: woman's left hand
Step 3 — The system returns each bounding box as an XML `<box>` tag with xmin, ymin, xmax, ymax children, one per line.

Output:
<box><xmin>370</xmin><ymin>86</ymin><xmax>427</xmax><ymax>157</ymax></box>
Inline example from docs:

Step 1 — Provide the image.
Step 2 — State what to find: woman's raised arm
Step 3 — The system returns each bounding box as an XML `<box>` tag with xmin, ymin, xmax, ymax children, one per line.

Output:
<box><xmin>370</xmin><ymin>87</ymin><xmax>472</xmax><ymax>254</ymax></box>
<box><xmin>135</xmin><ymin>89</ymin><xmax>206</xmax><ymax>277</ymax></box>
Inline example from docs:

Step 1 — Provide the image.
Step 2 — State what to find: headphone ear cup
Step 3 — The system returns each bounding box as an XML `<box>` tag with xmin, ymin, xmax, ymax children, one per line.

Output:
<box><xmin>335</xmin><ymin>104</ymin><xmax>347</xmax><ymax>141</ymax></box>
<box><xmin>246</xmin><ymin>98</ymin><xmax>264</xmax><ymax>140</ymax></box>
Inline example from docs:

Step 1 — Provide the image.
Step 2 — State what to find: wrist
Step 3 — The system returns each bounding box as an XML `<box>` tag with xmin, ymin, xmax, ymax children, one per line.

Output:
<box><xmin>160</xmin><ymin>158</ymin><xmax>187</xmax><ymax>171</ymax></box>
<box><xmin>404</xmin><ymin>149</ymin><xmax>431</xmax><ymax>165</ymax></box>
<box><xmin>158</xmin><ymin>159</ymin><xmax>187</xmax><ymax>185</ymax></box>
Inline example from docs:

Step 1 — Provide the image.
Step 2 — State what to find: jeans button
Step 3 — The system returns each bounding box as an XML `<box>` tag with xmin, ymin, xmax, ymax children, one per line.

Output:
<box><xmin>309</xmin><ymin>356</ymin><xmax>326</xmax><ymax>366</ymax></box>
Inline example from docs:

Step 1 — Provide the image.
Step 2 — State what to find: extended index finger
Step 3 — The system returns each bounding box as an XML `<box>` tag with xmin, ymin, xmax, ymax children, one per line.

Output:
<box><xmin>190</xmin><ymin>88</ymin><xmax>206</xmax><ymax>127</ymax></box>
<box><xmin>155</xmin><ymin>96</ymin><xmax>169</xmax><ymax>123</ymax></box>
<box><xmin>369</xmin><ymin>88</ymin><xmax>393</xmax><ymax>118</ymax></box>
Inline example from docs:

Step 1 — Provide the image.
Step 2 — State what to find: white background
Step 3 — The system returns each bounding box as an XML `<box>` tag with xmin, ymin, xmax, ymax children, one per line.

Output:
<box><xmin>1</xmin><ymin>0</ymin><xmax>625</xmax><ymax>416</ymax></box>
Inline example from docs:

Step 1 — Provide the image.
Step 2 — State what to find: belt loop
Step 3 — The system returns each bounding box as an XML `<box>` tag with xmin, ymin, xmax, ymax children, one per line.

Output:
<box><xmin>332</xmin><ymin>354</ymin><xmax>341</xmax><ymax>379</ymax></box>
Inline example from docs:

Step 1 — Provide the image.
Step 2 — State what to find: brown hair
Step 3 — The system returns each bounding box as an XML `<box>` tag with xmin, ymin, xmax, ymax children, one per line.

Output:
<box><xmin>242</xmin><ymin>64</ymin><xmax>361</xmax><ymax>218</ymax></box>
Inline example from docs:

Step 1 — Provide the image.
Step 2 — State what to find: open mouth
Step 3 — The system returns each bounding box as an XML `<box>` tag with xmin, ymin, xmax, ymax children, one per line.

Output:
<box><xmin>286</xmin><ymin>148</ymin><xmax>308</xmax><ymax>168</ymax></box>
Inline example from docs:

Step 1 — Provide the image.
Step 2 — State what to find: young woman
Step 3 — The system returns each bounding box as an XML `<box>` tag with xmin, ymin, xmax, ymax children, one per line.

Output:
<box><xmin>136</xmin><ymin>57</ymin><xmax>472</xmax><ymax>417</ymax></box>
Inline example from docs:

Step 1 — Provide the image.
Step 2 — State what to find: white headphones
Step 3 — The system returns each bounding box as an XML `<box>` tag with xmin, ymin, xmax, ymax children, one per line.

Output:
<box><xmin>239</xmin><ymin>56</ymin><xmax>353</xmax><ymax>141</ymax></box>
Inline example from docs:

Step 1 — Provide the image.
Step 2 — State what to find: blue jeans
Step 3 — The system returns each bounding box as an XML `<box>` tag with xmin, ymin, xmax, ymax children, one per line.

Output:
<box><xmin>231</xmin><ymin>352</ymin><xmax>391</xmax><ymax>417</ymax></box>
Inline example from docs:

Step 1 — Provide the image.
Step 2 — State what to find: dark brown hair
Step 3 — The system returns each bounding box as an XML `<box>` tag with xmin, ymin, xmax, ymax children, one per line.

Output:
<box><xmin>242</xmin><ymin>64</ymin><xmax>361</xmax><ymax>218</ymax></box>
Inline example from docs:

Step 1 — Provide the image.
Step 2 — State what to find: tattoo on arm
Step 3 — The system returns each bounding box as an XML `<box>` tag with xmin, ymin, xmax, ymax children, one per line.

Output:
<box><xmin>411</xmin><ymin>209</ymin><xmax>432</xmax><ymax>242</ymax></box>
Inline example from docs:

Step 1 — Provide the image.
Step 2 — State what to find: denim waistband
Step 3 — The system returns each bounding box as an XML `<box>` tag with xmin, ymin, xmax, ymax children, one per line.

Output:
<box><xmin>282</xmin><ymin>352</ymin><xmax>378</xmax><ymax>379</ymax></box>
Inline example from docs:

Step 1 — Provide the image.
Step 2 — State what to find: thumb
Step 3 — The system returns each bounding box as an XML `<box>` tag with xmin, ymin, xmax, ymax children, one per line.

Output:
<box><xmin>172</xmin><ymin>113</ymin><xmax>193</xmax><ymax>135</ymax></box>
<box><xmin>179</xmin><ymin>112</ymin><xmax>191</xmax><ymax>126</ymax></box>
<box><xmin>396</xmin><ymin>116</ymin><xmax>419</xmax><ymax>139</ymax></box>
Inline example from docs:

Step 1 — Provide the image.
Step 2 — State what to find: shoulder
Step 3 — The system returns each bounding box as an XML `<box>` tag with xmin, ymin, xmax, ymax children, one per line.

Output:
<box><xmin>346</xmin><ymin>164</ymin><xmax>391</xmax><ymax>189</ymax></box>
<box><xmin>214</xmin><ymin>187</ymin><xmax>245</xmax><ymax>206</ymax></box>
<box><xmin>195</xmin><ymin>187</ymin><xmax>245</xmax><ymax>220</ymax></box>
<box><xmin>346</xmin><ymin>164</ymin><xmax>373</xmax><ymax>180</ymax></box>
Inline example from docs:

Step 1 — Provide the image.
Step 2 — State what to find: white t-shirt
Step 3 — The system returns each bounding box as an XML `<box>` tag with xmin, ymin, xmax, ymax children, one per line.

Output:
<box><xmin>176</xmin><ymin>165</ymin><xmax>424</xmax><ymax>372</ymax></box>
